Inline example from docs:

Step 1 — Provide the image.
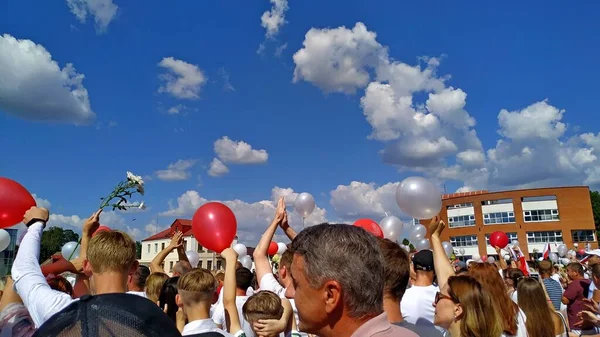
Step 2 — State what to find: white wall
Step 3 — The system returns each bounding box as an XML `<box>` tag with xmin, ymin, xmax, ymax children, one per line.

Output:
<box><xmin>447</xmin><ymin>207</ymin><xmax>475</xmax><ymax>217</ymax></box>
<box><xmin>140</xmin><ymin>235</ymin><xmax>222</xmax><ymax>275</ymax></box>
<box><xmin>521</xmin><ymin>200</ymin><xmax>558</xmax><ymax>211</ymax></box>
<box><xmin>482</xmin><ymin>203</ymin><xmax>514</xmax><ymax>214</ymax></box>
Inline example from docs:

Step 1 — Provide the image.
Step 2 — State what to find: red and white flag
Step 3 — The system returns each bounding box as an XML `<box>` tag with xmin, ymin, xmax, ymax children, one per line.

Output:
<box><xmin>542</xmin><ymin>243</ymin><xmax>551</xmax><ymax>260</ymax></box>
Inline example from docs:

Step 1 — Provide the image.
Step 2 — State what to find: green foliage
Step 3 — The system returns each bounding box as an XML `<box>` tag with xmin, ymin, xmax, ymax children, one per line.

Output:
<box><xmin>39</xmin><ymin>227</ymin><xmax>80</xmax><ymax>263</ymax></box>
<box><xmin>135</xmin><ymin>241</ymin><xmax>142</xmax><ymax>259</ymax></box>
<box><xmin>591</xmin><ymin>191</ymin><xmax>600</xmax><ymax>229</ymax></box>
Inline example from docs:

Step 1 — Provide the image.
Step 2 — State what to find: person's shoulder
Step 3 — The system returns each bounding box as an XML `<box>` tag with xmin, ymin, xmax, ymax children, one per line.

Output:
<box><xmin>393</xmin><ymin>321</ymin><xmax>444</xmax><ymax>337</ymax></box>
<box><xmin>389</xmin><ymin>323</ymin><xmax>423</xmax><ymax>336</ymax></box>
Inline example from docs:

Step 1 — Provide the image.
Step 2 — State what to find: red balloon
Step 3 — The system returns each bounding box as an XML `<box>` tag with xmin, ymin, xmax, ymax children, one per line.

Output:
<box><xmin>578</xmin><ymin>249</ymin><xmax>586</xmax><ymax>255</ymax></box>
<box><xmin>353</xmin><ymin>218</ymin><xmax>384</xmax><ymax>238</ymax></box>
<box><xmin>192</xmin><ymin>202</ymin><xmax>237</xmax><ymax>253</ymax></box>
<box><xmin>268</xmin><ymin>242</ymin><xmax>278</xmax><ymax>256</ymax></box>
<box><xmin>489</xmin><ymin>231</ymin><xmax>509</xmax><ymax>249</ymax></box>
<box><xmin>0</xmin><ymin>178</ymin><xmax>36</xmax><ymax>229</ymax></box>
<box><xmin>93</xmin><ymin>225</ymin><xmax>111</xmax><ymax>237</ymax></box>
<box><xmin>482</xmin><ymin>255</ymin><xmax>487</xmax><ymax>262</ymax></box>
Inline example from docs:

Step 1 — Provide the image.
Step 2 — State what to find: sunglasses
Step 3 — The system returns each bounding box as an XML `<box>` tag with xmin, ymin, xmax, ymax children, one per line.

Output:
<box><xmin>435</xmin><ymin>291</ymin><xmax>458</xmax><ymax>304</ymax></box>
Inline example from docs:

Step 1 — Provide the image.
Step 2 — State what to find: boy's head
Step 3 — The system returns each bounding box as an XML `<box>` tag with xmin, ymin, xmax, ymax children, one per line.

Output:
<box><xmin>84</xmin><ymin>230</ymin><xmax>138</xmax><ymax>276</ymax></box>
<box><xmin>176</xmin><ymin>269</ymin><xmax>217</xmax><ymax>310</ymax></box>
<box><xmin>236</xmin><ymin>267</ymin><xmax>253</xmax><ymax>291</ymax></box>
<box><xmin>243</xmin><ymin>291</ymin><xmax>283</xmax><ymax>335</ymax></box>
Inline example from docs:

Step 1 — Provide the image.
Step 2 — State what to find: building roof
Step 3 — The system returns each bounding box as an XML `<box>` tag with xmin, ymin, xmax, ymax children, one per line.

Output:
<box><xmin>442</xmin><ymin>185</ymin><xmax>590</xmax><ymax>201</ymax></box>
<box><xmin>443</xmin><ymin>190</ymin><xmax>489</xmax><ymax>200</ymax></box>
<box><xmin>142</xmin><ymin>219</ymin><xmax>192</xmax><ymax>241</ymax></box>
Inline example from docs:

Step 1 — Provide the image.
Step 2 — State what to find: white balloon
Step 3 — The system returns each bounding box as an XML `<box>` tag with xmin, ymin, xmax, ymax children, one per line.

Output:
<box><xmin>414</xmin><ymin>239</ymin><xmax>431</xmax><ymax>251</ymax></box>
<box><xmin>561</xmin><ymin>258</ymin><xmax>570</xmax><ymax>265</ymax></box>
<box><xmin>233</xmin><ymin>243</ymin><xmax>247</xmax><ymax>257</ymax></box>
<box><xmin>239</xmin><ymin>255</ymin><xmax>253</xmax><ymax>270</ymax></box>
<box><xmin>567</xmin><ymin>250</ymin><xmax>576</xmax><ymax>258</ymax></box>
<box><xmin>380</xmin><ymin>216</ymin><xmax>404</xmax><ymax>242</ymax></box>
<box><xmin>472</xmin><ymin>254</ymin><xmax>481</xmax><ymax>261</ymax></box>
<box><xmin>557</xmin><ymin>244</ymin><xmax>568</xmax><ymax>257</ymax></box>
<box><xmin>511</xmin><ymin>240</ymin><xmax>520</xmax><ymax>247</ymax></box>
<box><xmin>401</xmin><ymin>223</ymin><xmax>413</xmax><ymax>240</ymax></box>
<box><xmin>277</xmin><ymin>242</ymin><xmax>287</xmax><ymax>255</ymax></box>
<box><xmin>487</xmin><ymin>256</ymin><xmax>496</xmax><ymax>264</ymax></box>
<box><xmin>574</xmin><ymin>243</ymin><xmax>579</xmax><ymax>248</ymax></box>
<box><xmin>186</xmin><ymin>251</ymin><xmax>200</xmax><ymax>268</ymax></box>
<box><xmin>61</xmin><ymin>241</ymin><xmax>80</xmax><ymax>260</ymax></box>
<box><xmin>458</xmin><ymin>248</ymin><xmax>466</xmax><ymax>255</ymax></box>
<box><xmin>395</xmin><ymin>176</ymin><xmax>442</xmax><ymax>220</ymax></box>
<box><xmin>0</xmin><ymin>230</ymin><xmax>10</xmax><ymax>252</ymax></box>
<box><xmin>442</xmin><ymin>241</ymin><xmax>453</xmax><ymax>257</ymax></box>
<box><xmin>504</xmin><ymin>254</ymin><xmax>511</xmax><ymax>261</ymax></box>
<box><xmin>401</xmin><ymin>244</ymin><xmax>410</xmax><ymax>252</ymax></box>
<box><xmin>294</xmin><ymin>193</ymin><xmax>316</xmax><ymax>218</ymax></box>
<box><xmin>410</xmin><ymin>225</ymin><xmax>427</xmax><ymax>242</ymax></box>
<box><xmin>549</xmin><ymin>252</ymin><xmax>559</xmax><ymax>263</ymax></box>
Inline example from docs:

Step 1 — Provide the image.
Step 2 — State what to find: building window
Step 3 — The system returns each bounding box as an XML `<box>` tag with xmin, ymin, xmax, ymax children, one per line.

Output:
<box><xmin>522</xmin><ymin>195</ymin><xmax>556</xmax><ymax>202</ymax></box>
<box><xmin>448</xmin><ymin>215</ymin><xmax>476</xmax><ymax>228</ymax></box>
<box><xmin>527</xmin><ymin>231</ymin><xmax>563</xmax><ymax>243</ymax></box>
<box><xmin>523</xmin><ymin>209</ymin><xmax>559</xmax><ymax>222</ymax></box>
<box><xmin>169</xmin><ymin>261</ymin><xmax>173</xmax><ymax>273</ymax></box>
<box><xmin>197</xmin><ymin>245</ymin><xmax>204</xmax><ymax>252</ymax></box>
<box><xmin>450</xmin><ymin>235</ymin><xmax>478</xmax><ymax>247</ymax></box>
<box><xmin>483</xmin><ymin>212</ymin><xmax>515</xmax><ymax>224</ymax></box>
<box><xmin>485</xmin><ymin>232</ymin><xmax>518</xmax><ymax>245</ymax></box>
<box><xmin>216</xmin><ymin>260</ymin><xmax>222</xmax><ymax>270</ymax></box>
<box><xmin>446</xmin><ymin>202</ymin><xmax>474</xmax><ymax>210</ymax></box>
<box><xmin>572</xmin><ymin>230</ymin><xmax>595</xmax><ymax>243</ymax></box>
<box><xmin>147</xmin><ymin>244</ymin><xmax>150</xmax><ymax>253</ymax></box>
<box><xmin>161</xmin><ymin>243</ymin><xmax>165</xmax><ymax>250</ymax></box>
<box><xmin>207</xmin><ymin>261</ymin><xmax>212</xmax><ymax>270</ymax></box>
<box><xmin>198</xmin><ymin>261</ymin><xmax>203</xmax><ymax>268</ymax></box>
<box><xmin>481</xmin><ymin>198</ymin><xmax>513</xmax><ymax>205</ymax></box>
<box><xmin>154</xmin><ymin>243</ymin><xmax>158</xmax><ymax>253</ymax></box>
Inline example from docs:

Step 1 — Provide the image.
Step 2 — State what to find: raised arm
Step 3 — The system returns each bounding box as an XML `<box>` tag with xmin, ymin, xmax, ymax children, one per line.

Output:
<box><xmin>12</xmin><ymin>207</ymin><xmax>74</xmax><ymax>327</ymax></box>
<box><xmin>495</xmin><ymin>246</ymin><xmax>508</xmax><ymax>270</ymax></box>
<box><xmin>150</xmin><ymin>231</ymin><xmax>183</xmax><ymax>274</ymax></box>
<box><xmin>253</xmin><ymin>197</ymin><xmax>285</xmax><ymax>284</ymax></box>
<box><xmin>221</xmin><ymin>248</ymin><xmax>242</xmax><ymax>333</ymax></box>
<box><xmin>279</xmin><ymin>211</ymin><xmax>297</xmax><ymax>241</ymax></box>
<box><xmin>429</xmin><ymin>216</ymin><xmax>455</xmax><ymax>289</ymax></box>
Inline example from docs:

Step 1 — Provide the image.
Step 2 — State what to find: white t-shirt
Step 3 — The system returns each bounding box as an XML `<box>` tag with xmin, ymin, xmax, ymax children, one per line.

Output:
<box><xmin>126</xmin><ymin>291</ymin><xmax>147</xmax><ymax>298</ymax></box>
<box><xmin>401</xmin><ymin>285</ymin><xmax>439</xmax><ymax>329</ymax></box>
<box><xmin>246</xmin><ymin>287</ymin><xmax>255</xmax><ymax>296</ymax></box>
<box><xmin>258</xmin><ymin>273</ymin><xmax>306</xmax><ymax>337</ymax></box>
<box><xmin>182</xmin><ymin>319</ymin><xmax>232</xmax><ymax>336</ymax></box>
<box><xmin>211</xmin><ymin>296</ymin><xmax>254</xmax><ymax>337</ymax></box>
<box><xmin>501</xmin><ymin>308</ymin><xmax>528</xmax><ymax>337</ymax></box>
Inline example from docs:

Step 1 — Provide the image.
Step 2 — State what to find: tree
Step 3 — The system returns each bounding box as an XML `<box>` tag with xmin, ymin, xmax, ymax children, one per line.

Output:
<box><xmin>136</xmin><ymin>241</ymin><xmax>142</xmax><ymax>259</ymax></box>
<box><xmin>40</xmin><ymin>227</ymin><xmax>80</xmax><ymax>263</ymax></box>
<box><xmin>591</xmin><ymin>191</ymin><xmax>600</xmax><ymax>229</ymax></box>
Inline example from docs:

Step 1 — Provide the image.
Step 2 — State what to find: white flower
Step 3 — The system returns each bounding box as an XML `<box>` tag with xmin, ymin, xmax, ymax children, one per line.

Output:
<box><xmin>137</xmin><ymin>184</ymin><xmax>145</xmax><ymax>196</ymax></box>
<box><xmin>126</xmin><ymin>171</ymin><xmax>144</xmax><ymax>187</ymax></box>
<box><xmin>138</xmin><ymin>201</ymin><xmax>146</xmax><ymax>210</ymax></box>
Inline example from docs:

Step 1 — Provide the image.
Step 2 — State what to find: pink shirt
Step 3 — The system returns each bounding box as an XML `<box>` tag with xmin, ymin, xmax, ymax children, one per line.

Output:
<box><xmin>350</xmin><ymin>313</ymin><xmax>419</xmax><ymax>337</ymax></box>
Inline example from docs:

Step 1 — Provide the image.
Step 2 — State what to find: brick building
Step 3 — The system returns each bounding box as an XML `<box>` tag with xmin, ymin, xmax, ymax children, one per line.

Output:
<box><xmin>433</xmin><ymin>186</ymin><xmax>597</xmax><ymax>259</ymax></box>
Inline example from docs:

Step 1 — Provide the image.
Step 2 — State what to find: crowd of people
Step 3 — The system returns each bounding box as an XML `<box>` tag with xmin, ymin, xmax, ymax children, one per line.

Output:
<box><xmin>0</xmin><ymin>198</ymin><xmax>599</xmax><ymax>336</ymax></box>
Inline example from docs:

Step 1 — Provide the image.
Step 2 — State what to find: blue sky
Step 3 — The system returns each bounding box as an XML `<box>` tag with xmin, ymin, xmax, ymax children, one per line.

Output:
<box><xmin>1</xmin><ymin>1</ymin><xmax>600</xmax><ymax>244</ymax></box>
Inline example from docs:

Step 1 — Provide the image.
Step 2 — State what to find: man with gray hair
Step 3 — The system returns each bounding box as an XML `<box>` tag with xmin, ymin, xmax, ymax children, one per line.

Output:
<box><xmin>286</xmin><ymin>224</ymin><xmax>418</xmax><ymax>337</ymax></box>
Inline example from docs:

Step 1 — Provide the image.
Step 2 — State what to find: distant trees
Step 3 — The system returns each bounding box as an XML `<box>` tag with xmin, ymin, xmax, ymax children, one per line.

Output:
<box><xmin>39</xmin><ymin>227</ymin><xmax>80</xmax><ymax>263</ymax></box>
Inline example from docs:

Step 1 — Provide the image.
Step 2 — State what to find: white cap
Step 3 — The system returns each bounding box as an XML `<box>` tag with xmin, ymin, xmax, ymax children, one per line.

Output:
<box><xmin>586</xmin><ymin>249</ymin><xmax>600</xmax><ymax>257</ymax></box>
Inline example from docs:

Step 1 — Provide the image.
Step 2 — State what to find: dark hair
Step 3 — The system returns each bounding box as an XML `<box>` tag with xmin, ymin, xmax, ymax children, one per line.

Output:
<box><xmin>506</xmin><ymin>268</ymin><xmax>524</xmax><ymax>288</ymax></box>
<box><xmin>592</xmin><ymin>264</ymin><xmax>600</xmax><ymax>279</ymax></box>
<box><xmin>48</xmin><ymin>275</ymin><xmax>74</xmax><ymax>297</ymax></box>
<box><xmin>133</xmin><ymin>265</ymin><xmax>151</xmax><ymax>288</ymax></box>
<box><xmin>291</xmin><ymin>223</ymin><xmax>384</xmax><ymax>318</ymax></box>
<box><xmin>236</xmin><ymin>267</ymin><xmax>253</xmax><ymax>291</ymax></box>
<box><xmin>538</xmin><ymin>260</ymin><xmax>553</xmax><ymax>275</ymax></box>
<box><xmin>568</xmin><ymin>262</ymin><xmax>585</xmax><ymax>276</ymax></box>
<box><xmin>280</xmin><ymin>249</ymin><xmax>293</xmax><ymax>270</ymax></box>
<box><xmin>159</xmin><ymin>277</ymin><xmax>180</xmax><ymax>322</ymax></box>
<box><xmin>376</xmin><ymin>238</ymin><xmax>409</xmax><ymax>301</ymax></box>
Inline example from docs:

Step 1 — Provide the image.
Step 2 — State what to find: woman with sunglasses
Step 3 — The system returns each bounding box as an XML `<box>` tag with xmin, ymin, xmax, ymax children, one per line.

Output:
<box><xmin>429</xmin><ymin>217</ymin><xmax>504</xmax><ymax>336</ymax></box>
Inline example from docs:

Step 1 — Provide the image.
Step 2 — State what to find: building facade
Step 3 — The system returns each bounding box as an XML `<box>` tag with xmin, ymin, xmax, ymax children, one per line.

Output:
<box><xmin>434</xmin><ymin>186</ymin><xmax>597</xmax><ymax>259</ymax></box>
<box><xmin>140</xmin><ymin>219</ymin><xmax>230</xmax><ymax>275</ymax></box>
<box><xmin>0</xmin><ymin>228</ymin><xmax>19</xmax><ymax>277</ymax></box>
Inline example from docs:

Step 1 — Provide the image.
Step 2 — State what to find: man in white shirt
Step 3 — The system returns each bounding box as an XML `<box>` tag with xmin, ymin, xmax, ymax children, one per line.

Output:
<box><xmin>400</xmin><ymin>250</ymin><xmax>441</xmax><ymax>331</ymax></box>
<box><xmin>177</xmin><ymin>269</ymin><xmax>232</xmax><ymax>336</ymax></box>
<box><xmin>212</xmin><ymin>267</ymin><xmax>254</xmax><ymax>337</ymax></box>
<box><xmin>12</xmin><ymin>207</ymin><xmax>140</xmax><ymax>328</ymax></box>
<box><xmin>126</xmin><ymin>265</ymin><xmax>150</xmax><ymax>298</ymax></box>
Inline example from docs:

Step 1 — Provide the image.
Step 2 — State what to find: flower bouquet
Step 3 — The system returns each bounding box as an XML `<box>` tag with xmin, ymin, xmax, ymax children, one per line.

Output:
<box><xmin>67</xmin><ymin>172</ymin><xmax>146</xmax><ymax>260</ymax></box>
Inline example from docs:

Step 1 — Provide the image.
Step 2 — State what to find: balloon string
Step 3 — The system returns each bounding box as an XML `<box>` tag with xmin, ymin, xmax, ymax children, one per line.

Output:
<box><xmin>68</xmin><ymin>239</ymin><xmax>81</xmax><ymax>261</ymax></box>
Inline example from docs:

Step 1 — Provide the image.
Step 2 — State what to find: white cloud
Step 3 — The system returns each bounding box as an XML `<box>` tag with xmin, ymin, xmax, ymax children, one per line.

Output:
<box><xmin>208</xmin><ymin>158</ymin><xmax>230</xmax><ymax>177</ymax></box>
<box><xmin>329</xmin><ymin>181</ymin><xmax>401</xmax><ymax>221</ymax></box>
<box><xmin>293</xmin><ymin>23</ymin><xmax>386</xmax><ymax>94</ymax></box>
<box><xmin>0</xmin><ymin>34</ymin><xmax>95</xmax><ymax>125</ymax></box>
<box><xmin>213</xmin><ymin>136</ymin><xmax>269</xmax><ymax>164</ymax></box>
<box><xmin>217</xmin><ymin>67</ymin><xmax>235</xmax><ymax>92</ymax></box>
<box><xmin>167</xmin><ymin>104</ymin><xmax>196</xmax><ymax>115</ymax></box>
<box><xmin>158</xmin><ymin>57</ymin><xmax>206</xmax><ymax>100</ymax></box>
<box><xmin>456</xmin><ymin>150</ymin><xmax>486</xmax><ymax>168</ymax></box>
<box><xmin>261</xmin><ymin>0</ymin><xmax>289</xmax><ymax>38</ymax></box>
<box><xmin>66</xmin><ymin>0</ymin><xmax>118</xmax><ymax>33</ymax></box>
<box><xmin>155</xmin><ymin>159</ymin><xmax>197</xmax><ymax>181</ymax></box>
<box><xmin>159</xmin><ymin>187</ymin><xmax>327</xmax><ymax>246</ymax></box>
<box><xmin>33</xmin><ymin>194</ymin><xmax>52</xmax><ymax>209</ymax></box>
<box><xmin>498</xmin><ymin>100</ymin><xmax>566</xmax><ymax>141</ymax></box>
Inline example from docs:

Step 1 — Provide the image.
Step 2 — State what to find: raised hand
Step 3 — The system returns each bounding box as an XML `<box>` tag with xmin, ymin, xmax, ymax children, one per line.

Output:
<box><xmin>23</xmin><ymin>206</ymin><xmax>49</xmax><ymax>227</ymax></box>
<box><xmin>428</xmin><ymin>215</ymin><xmax>445</xmax><ymax>238</ymax></box>
<box><xmin>169</xmin><ymin>231</ymin><xmax>184</xmax><ymax>249</ymax></box>
<box><xmin>221</xmin><ymin>247</ymin><xmax>238</xmax><ymax>262</ymax></box>
<box><xmin>274</xmin><ymin>197</ymin><xmax>286</xmax><ymax>224</ymax></box>
<box><xmin>83</xmin><ymin>209</ymin><xmax>102</xmax><ymax>235</ymax></box>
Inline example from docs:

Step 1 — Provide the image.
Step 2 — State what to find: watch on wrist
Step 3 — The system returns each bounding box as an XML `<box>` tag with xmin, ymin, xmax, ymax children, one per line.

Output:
<box><xmin>26</xmin><ymin>218</ymin><xmax>47</xmax><ymax>227</ymax></box>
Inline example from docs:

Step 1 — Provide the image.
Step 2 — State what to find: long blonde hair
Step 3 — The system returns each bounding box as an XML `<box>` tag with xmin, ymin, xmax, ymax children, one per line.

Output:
<box><xmin>517</xmin><ymin>278</ymin><xmax>556</xmax><ymax>337</ymax></box>
<box><xmin>448</xmin><ymin>275</ymin><xmax>504</xmax><ymax>337</ymax></box>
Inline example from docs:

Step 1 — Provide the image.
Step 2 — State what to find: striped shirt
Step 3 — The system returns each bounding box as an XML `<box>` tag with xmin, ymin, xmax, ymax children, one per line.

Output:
<box><xmin>544</xmin><ymin>278</ymin><xmax>563</xmax><ymax>310</ymax></box>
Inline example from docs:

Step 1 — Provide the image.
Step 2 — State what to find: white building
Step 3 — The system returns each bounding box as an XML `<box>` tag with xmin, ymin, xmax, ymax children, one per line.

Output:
<box><xmin>140</xmin><ymin>219</ymin><xmax>235</xmax><ymax>275</ymax></box>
